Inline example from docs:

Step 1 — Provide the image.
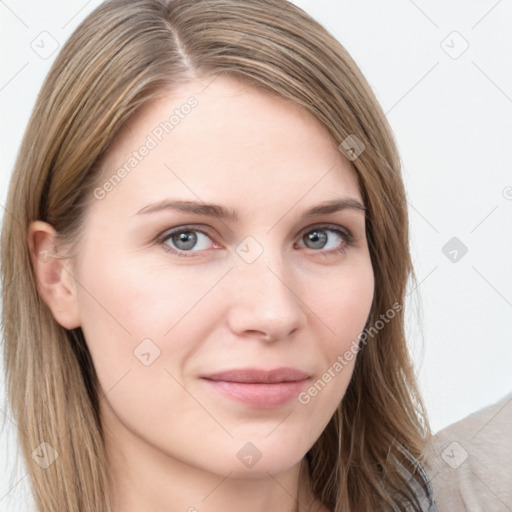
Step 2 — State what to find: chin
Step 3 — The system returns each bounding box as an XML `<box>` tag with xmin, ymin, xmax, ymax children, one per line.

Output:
<box><xmin>217</xmin><ymin>436</ymin><xmax>310</xmax><ymax>478</ymax></box>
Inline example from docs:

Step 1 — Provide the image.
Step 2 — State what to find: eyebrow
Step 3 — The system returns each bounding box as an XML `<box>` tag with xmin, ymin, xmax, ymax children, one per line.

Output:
<box><xmin>135</xmin><ymin>197</ymin><xmax>366</xmax><ymax>220</ymax></box>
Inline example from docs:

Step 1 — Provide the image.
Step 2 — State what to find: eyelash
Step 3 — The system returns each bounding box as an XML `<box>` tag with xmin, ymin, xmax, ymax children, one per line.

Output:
<box><xmin>156</xmin><ymin>224</ymin><xmax>354</xmax><ymax>259</ymax></box>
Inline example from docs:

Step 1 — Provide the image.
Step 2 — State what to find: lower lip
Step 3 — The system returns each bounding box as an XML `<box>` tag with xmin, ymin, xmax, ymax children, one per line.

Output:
<box><xmin>202</xmin><ymin>379</ymin><xmax>309</xmax><ymax>408</ymax></box>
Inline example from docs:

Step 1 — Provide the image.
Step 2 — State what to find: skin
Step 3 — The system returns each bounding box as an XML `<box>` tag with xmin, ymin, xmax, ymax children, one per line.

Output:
<box><xmin>29</xmin><ymin>76</ymin><xmax>374</xmax><ymax>512</ymax></box>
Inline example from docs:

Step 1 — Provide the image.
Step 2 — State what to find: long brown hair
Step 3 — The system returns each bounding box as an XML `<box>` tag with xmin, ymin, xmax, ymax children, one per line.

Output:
<box><xmin>1</xmin><ymin>1</ymin><xmax>432</xmax><ymax>510</ymax></box>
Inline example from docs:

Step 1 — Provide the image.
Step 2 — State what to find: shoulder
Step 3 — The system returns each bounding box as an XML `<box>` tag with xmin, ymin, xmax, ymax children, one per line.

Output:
<box><xmin>425</xmin><ymin>392</ymin><xmax>512</xmax><ymax>511</ymax></box>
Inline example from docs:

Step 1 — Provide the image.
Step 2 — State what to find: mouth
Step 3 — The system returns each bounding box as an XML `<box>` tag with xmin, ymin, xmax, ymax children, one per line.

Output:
<box><xmin>200</xmin><ymin>367</ymin><xmax>311</xmax><ymax>408</ymax></box>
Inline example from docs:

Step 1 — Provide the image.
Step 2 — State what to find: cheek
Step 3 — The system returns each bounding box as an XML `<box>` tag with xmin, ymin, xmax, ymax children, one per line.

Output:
<box><xmin>319</xmin><ymin>259</ymin><xmax>375</xmax><ymax>349</ymax></box>
<box><xmin>74</xmin><ymin>245</ymin><xmax>229</xmax><ymax>388</ymax></box>
<box><xmin>299</xmin><ymin>261</ymin><xmax>374</xmax><ymax>409</ymax></box>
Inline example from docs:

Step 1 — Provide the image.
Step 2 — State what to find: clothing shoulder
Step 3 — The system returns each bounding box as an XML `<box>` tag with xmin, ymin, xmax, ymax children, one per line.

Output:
<box><xmin>425</xmin><ymin>392</ymin><xmax>512</xmax><ymax>511</ymax></box>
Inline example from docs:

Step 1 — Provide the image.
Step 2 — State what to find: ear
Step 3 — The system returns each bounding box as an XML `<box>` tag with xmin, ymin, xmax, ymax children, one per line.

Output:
<box><xmin>28</xmin><ymin>221</ymin><xmax>82</xmax><ymax>329</ymax></box>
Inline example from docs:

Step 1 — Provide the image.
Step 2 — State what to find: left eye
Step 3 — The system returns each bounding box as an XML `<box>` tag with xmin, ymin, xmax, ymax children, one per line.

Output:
<box><xmin>297</xmin><ymin>226</ymin><xmax>350</xmax><ymax>253</ymax></box>
<box><xmin>159</xmin><ymin>225</ymin><xmax>351</xmax><ymax>257</ymax></box>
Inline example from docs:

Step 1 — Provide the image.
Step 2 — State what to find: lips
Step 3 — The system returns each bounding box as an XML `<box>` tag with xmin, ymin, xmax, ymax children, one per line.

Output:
<box><xmin>202</xmin><ymin>367</ymin><xmax>310</xmax><ymax>384</ymax></box>
<box><xmin>201</xmin><ymin>367</ymin><xmax>310</xmax><ymax>408</ymax></box>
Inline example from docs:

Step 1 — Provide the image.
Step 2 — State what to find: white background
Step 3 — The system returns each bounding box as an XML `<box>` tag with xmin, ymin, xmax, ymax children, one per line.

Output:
<box><xmin>1</xmin><ymin>1</ymin><xmax>511</xmax><ymax>509</ymax></box>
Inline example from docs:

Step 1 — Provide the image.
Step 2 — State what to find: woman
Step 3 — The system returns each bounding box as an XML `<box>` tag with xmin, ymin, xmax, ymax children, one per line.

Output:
<box><xmin>1</xmin><ymin>0</ymin><xmax>438</xmax><ymax>510</ymax></box>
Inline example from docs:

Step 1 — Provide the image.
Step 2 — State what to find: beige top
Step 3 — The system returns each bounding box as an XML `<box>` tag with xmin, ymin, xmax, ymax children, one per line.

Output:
<box><xmin>426</xmin><ymin>392</ymin><xmax>512</xmax><ymax>512</ymax></box>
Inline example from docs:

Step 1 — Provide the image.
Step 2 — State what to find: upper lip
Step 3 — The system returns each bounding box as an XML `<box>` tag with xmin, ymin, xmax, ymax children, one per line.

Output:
<box><xmin>202</xmin><ymin>367</ymin><xmax>310</xmax><ymax>383</ymax></box>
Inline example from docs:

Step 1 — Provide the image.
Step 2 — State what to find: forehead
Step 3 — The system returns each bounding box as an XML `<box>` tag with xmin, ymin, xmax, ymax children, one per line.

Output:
<box><xmin>91</xmin><ymin>76</ymin><xmax>362</xmax><ymax>218</ymax></box>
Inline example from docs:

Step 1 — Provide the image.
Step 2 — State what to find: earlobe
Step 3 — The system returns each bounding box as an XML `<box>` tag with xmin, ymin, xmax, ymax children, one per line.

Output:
<box><xmin>28</xmin><ymin>221</ymin><xmax>82</xmax><ymax>330</ymax></box>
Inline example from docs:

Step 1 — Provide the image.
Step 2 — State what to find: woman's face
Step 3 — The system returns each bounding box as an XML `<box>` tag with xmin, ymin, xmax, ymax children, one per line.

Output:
<box><xmin>64</xmin><ymin>76</ymin><xmax>374</xmax><ymax>477</ymax></box>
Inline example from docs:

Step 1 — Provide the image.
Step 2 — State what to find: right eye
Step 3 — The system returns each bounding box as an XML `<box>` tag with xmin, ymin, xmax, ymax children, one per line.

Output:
<box><xmin>159</xmin><ymin>226</ymin><xmax>218</xmax><ymax>257</ymax></box>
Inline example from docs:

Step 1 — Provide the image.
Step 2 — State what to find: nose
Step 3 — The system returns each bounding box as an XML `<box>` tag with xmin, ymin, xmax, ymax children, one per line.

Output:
<box><xmin>225</xmin><ymin>250</ymin><xmax>307</xmax><ymax>343</ymax></box>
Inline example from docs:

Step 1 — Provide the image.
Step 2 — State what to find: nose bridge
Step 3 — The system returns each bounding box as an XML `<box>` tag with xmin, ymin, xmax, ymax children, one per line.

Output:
<box><xmin>227</xmin><ymin>238</ymin><xmax>305</xmax><ymax>340</ymax></box>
